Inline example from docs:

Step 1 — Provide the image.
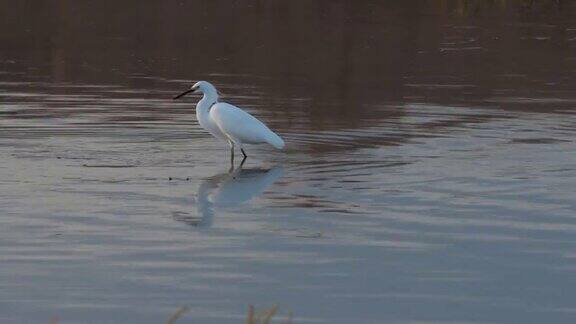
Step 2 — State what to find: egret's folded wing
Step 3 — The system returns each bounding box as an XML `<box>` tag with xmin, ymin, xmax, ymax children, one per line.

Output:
<box><xmin>210</xmin><ymin>103</ymin><xmax>283</xmax><ymax>148</ymax></box>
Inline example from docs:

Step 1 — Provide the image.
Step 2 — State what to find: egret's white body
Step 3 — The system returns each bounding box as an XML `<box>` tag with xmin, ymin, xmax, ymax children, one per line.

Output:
<box><xmin>174</xmin><ymin>81</ymin><xmax>284</xmax><ymax>161</ymax></box>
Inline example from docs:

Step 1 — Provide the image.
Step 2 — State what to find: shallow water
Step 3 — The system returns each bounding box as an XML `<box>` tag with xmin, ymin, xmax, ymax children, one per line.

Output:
<box><xmin>1</xmin><ymin>1</ymin><xmax>576</xmax><ymax>323</ymax></box>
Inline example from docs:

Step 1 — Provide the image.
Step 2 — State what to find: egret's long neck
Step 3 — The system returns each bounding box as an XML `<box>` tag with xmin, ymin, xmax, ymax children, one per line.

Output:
<box><xmin>196</xmin><ymin>89</ymin><xmax>219</xmax><ymax>120</ymax></box>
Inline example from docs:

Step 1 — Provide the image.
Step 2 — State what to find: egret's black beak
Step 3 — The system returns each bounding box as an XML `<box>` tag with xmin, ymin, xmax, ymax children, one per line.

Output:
<box><xmin>173</xmin><ymin>89</ymin><xmax>194</xmax><ymax>100</ymax></box>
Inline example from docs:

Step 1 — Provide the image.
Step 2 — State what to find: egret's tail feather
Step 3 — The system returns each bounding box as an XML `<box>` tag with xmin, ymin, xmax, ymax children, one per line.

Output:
<box><xmin>266</xmin><ymin>132</ymin><xmax>285</xmax><ymax>150</ymax></box>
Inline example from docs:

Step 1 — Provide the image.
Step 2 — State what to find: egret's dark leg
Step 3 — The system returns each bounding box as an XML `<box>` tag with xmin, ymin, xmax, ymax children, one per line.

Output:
<box><xmin>240</xmin><ymin>148</ymin><xmax>247</xmax><ymax>165</ymax></box>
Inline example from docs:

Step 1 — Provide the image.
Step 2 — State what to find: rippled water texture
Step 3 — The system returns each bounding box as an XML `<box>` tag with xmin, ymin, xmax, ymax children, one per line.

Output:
<box><xmin>1</xmin><ymin>1</ymin><xmax>576</xmax><ymax>323</ymax></box>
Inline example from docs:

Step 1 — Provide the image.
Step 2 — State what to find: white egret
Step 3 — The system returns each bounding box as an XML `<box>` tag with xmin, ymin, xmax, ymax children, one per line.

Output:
<box><xmin>173</xmin><ymin>81</ymin><xmax>285</xmax><ymax>162</ymax></box>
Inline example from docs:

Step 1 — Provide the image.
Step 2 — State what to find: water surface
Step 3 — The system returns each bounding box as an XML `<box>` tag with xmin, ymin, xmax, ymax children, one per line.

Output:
<box><xmin>1</xmin><ymin>1</ymin><xmax>576</xmax><ymax>323</ymax></box>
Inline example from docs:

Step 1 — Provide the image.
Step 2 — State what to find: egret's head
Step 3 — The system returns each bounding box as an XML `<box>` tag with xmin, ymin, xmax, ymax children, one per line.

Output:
<box><xmin>173</xmin><ymin>80</ymin><xmax>217</xmax><ymax>100</ymax></box>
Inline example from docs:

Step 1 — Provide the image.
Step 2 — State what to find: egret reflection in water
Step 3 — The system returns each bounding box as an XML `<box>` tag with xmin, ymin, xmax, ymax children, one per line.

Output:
<box><xmin>173</xmin><ymin>165</ymin><xmax>284</xmax><ymax>227</ymax></box>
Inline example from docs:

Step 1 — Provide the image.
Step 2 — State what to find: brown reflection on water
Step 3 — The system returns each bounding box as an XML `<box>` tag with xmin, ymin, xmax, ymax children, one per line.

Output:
<box><xmin>1</xmin><ymin>0</ymin><xmax>575</xmax><ymax>156</ymax></box>
<box><xmin>2</xmin><ymin>1</ymin><xmax>575</xmax><ymax>119</ymax></box>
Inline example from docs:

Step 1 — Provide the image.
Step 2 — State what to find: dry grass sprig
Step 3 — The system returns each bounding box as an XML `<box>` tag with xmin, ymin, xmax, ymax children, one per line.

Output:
<box><xmin>165</xmin><ymin>306</ymin><xmax>190</xmax><ymax>324</ymax></box>
<box><xmin>246</xmin><ymin>305</ymin><xmax>291</xmax><ymax>324</ymax></box>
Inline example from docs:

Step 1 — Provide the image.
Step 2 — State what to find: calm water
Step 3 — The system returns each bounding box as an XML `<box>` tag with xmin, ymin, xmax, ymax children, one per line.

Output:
<box><xmin>1</xmin><ymin>1</ymin><xmax>576</xmax><ymax>323</ymax></box>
